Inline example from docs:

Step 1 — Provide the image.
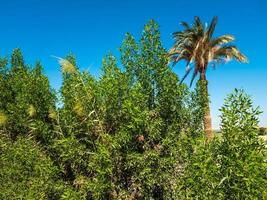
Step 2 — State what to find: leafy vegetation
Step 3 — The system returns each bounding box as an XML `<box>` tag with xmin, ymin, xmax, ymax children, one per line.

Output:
<box><xmin>0</xmin><ymin>19</ymin><xmax>266</xmax><ymax>199</ymax></box>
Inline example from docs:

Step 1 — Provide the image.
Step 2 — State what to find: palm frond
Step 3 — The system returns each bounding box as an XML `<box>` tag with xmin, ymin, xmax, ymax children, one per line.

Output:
<box><xmin>180</xmin><ymin>64</ymin><xmax>193</xmax><ymax>84</ymax></box>
<box><xmin>169</xmin><ymin>16</ymin><xmax>247</xmax><ymax>85</ymax></box>
<box><xmin>206</xmin><ymin>16</ymin><xmax>218</xmax><ymax>39</ymax></box>
<box><xmin>211</xmin><ymin>34</ymin><xmax>235</xmax><ymax>46</ymax></box>
<box><xmin>180</xmin><ymin>21</ymin><xmax>190</xmax><ymax>29</ymax></box>
<box><xmin>214</xmin><ymin>45</ymin><xmax>248</xmax><ymax>63</ymax></box>
<box><xmin>190</xmin><ymin>68</ymin><xmax>198</xmax><ymax>87</ymax></box>
<box><xmin>194</xmin><ymin>16</ymin><xmax>203</xmax><ymax>30</ymax></box>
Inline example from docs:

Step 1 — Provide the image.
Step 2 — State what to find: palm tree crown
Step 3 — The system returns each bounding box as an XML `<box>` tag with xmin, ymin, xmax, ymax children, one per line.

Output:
<box><xmin>169</xmin><ymin>16</ymin><xmax>247</xmax><ymax>86</ymax></box>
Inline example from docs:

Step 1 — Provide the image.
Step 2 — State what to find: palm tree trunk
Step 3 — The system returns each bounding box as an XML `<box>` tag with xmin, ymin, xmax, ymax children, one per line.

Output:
<box><xmin>199</xmin><ymin>74</ymin><xmax>213</xmax><ymax>140</ymax></box>
<box><xmin>204</xmin><ymin>94</ymin><xmax>213</xmax><ymax>140</ymax></box>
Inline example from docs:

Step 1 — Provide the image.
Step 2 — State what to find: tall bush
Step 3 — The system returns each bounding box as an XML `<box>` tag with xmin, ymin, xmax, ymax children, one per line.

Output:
<box><xmin>218</xmin><ymin>89</ymin><xmax>267</xmax><ymax>199</ymax></box>
<box><xmin>0</xmin><ymin>49</ymin><xmax>56</xmax><ymax>142</ymax></box>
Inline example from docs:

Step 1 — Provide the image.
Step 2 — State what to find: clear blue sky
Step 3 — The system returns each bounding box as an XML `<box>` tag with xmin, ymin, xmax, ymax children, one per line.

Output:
<box><xmin>0</xmin><ymin>0</ymin><xmax>266</xmax><ymax>128</ymax></box>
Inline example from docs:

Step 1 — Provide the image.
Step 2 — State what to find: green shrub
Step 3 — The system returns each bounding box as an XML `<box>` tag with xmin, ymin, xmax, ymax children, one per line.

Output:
<box><xmin>0</xmin><ymin>135</ymin><xmax>59</xmax><ymax>199</ymax></box>
<box><xmin>177</xmin><ymin>89</ymin><xmax>267</xmax><ymax>199</ymax></box>
<box><xmin>0</xmin><ymin>49</ymin><xmax>56</xmax><ymax>142</ymax></box>
<box><xmin>47</xmin><ymin>20</ymin><xmax>198</xmax><ymax>199</ymax></box>
<box><xmin>217</xmin><ymin>89</ymin><xmax>267</xmax><ymax>199</ymax></box>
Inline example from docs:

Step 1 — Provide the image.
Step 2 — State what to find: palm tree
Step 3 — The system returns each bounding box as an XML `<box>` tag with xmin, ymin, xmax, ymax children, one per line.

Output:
<box><xmin>169</xmin><ymin>16</ymin><xmax>247</xmax><ymax>140</ymax></box>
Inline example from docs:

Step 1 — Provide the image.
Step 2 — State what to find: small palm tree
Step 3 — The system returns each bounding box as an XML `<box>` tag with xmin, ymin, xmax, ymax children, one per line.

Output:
<box><xmin>169</xmin><ymin>16</ymin><xmax>247</xmax><ymax>140</ymax></box>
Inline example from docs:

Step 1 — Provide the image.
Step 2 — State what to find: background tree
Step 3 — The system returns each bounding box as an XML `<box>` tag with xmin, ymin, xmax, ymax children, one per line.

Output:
<box><xmin>169</xmin><ymin>16</ymin><xmax>247</xmax><ymax>140</ymax></box>
<box><xmin>0</xmin><ymin>48</ymin><xmax>56</xmax><ymax>141</ymax></box>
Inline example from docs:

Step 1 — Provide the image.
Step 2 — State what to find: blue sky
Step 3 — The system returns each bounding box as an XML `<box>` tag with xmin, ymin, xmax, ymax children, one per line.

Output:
<box><xmin>0</xmin><ymin>0</ymin><xmax>266</xmax><ymax>128</ymax></box>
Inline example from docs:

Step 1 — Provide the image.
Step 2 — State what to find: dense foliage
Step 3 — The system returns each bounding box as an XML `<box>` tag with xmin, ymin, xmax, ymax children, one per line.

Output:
<box><xmin>0</xmin><ymin>20</ymin><xmax>266</xmax><ymax>199</ymax></box>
